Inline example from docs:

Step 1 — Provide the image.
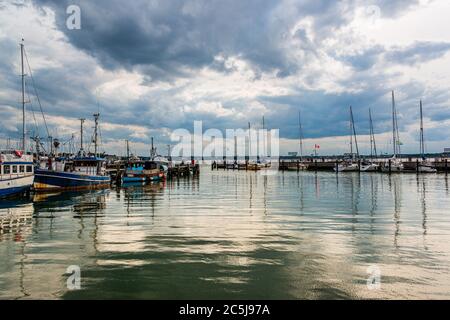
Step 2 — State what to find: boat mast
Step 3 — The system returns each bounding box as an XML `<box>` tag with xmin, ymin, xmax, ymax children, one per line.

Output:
<box><xmin>350</xmin><ymin>106</ymin><xmax>359</xmax><ymax>159</ymax></box>
<box><xmin>391</xmin><ymin>91</ymin><xmax>397</xmax><ymax>158</ymax></box>
<box><xmin>420</xmin><ymin>100</ymin><xmax>425</xmax><ymax>159</ymax></box>
<box><xmin>349</xmin><ymin>109</ymin><xmax>353</xmax><ymax>156</ymax></box>
<box><xmin>93</xmin><ymin>113</ymin><xmax>99</xmax><ymax>157</ymax></box>
<box><xmin>369</xmin><ymin>108</ymin><xmax>378</xmax><ymax>159</ymax></box>
<box><xmin>262</xmin><ymin>115</ymin><xmax>265</xmax><ymax>160</ymax></box>
<box><xmin>21</xmin><ymin>39</ymin><xmax>26</xmax><ymax>152</ymax></box>
<box><xmin>248</xmin><ymin>122</ymin><xmax>251</xmax><ymax>161</ymax></box>
<box><xmin>151</xmin><ymin>137</ymin><xmax>155</xmax><ymax>160</ymax></box>
<box><xmin>298</xmin><ymin>111</ymin><xmax>303</xmax><ymax>161</ymax></box>
<box><xmin>79</xmin><ymin>118</ymin><xmax>85</xmax><ymax>154</ymax></box>
<box><xmin>126</xmin><ymin>140</ymin><xmax>130</xmax><ymax>160</ymax></box>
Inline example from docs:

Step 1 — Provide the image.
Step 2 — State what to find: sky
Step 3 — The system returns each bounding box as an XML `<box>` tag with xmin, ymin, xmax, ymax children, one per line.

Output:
<box><xmin>1</xmin><ymin>0</ymin><xmax>450</xmax><ymax>156</ymax></box>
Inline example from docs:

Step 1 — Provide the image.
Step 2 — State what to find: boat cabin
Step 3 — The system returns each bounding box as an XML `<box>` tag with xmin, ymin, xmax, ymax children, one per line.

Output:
<box><xmin>0</xmin><ymin>150</ymin><xmax>34</xmax><ymax>181</ymax></box>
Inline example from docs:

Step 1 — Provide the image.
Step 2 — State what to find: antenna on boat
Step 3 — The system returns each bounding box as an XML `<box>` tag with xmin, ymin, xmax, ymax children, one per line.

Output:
<box><xmin>21</xmin><ymin>39</ymin><xmax>26</xmax><ymax>152</ymax></box>
<box><xmin>93</xmin><ymin>113</ymin><xmax>100</xmax><ymax>157</ymax></box>
<box><xmin>79</xmin><ymin>118</ymin><xmax>86</xmax><ymax>155</ymax></box>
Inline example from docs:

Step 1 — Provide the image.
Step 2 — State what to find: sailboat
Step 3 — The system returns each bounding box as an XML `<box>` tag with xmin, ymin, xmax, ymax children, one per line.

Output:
<box><xmin>258</xmin><ymin>116</ymin><xmax>271</xmax><ymax>168</ymax></box>
<box><xmin>296</xmin><ymin>111</ymin><xmax>307</xmax><ymax>170</ymax></box>
<box><xmin>381</xmin><ymin>91</ymin><xmax>404</xmax><ymax>173</ymax></box>
<box><xmin>360</xmin><ymin>108</ymin><xmax>380</xmax><ymax>172</ymax></box>
<box><xmin>335</xmin><ymin>106</ymin><xmax>360</xmax><ymax>172</ymax></box>
<box><xmin>246</xmin><ymin>122</ymin><xmax>260</xmax><ymax>171</ymax></box>
<box><xmin>34</xmin><ymin>115</ymin><xmax>111</xmax><ymax>191</ymax></box>
<box><xmin>417</xmin><ymin>100</ymin><xmax>437</xmax><ymax>173</ymax></box>
<box><xmin>0</xmin><ymin>40</ymin><xmax>34</xmax><ymax>198</ymax></box>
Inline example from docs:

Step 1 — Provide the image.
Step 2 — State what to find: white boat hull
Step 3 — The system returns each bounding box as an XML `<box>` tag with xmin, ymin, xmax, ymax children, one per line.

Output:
<box><xmin>360</xmin><ymin>164</ymin><xmax>379</xmax><ymax>172</ymax></box>
<box><xmin>334</xmin><ymin>164</ymin><xmax>359</xmax><ymax>172</ymax></box>
<box><xmin>0</xmin><ymin>175</ymin><xmax>34</xmax><ymax>197</ymax></box>
<box><xmin>418</xmin><ymin>164</ymin><xmax>437</xmax><ymax>173</ymax></box>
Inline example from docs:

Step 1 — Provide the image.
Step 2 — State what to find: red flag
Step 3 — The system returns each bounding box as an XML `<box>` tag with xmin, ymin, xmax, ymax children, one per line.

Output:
<box><xmin>14</xmin><ymin>150</ymin><xmax>23</xmax><ymax>157</ymax></box>
<box><xmin>315</xmin><ymin>144</ymin><xmax>320</xmax><ymax>149</ymax></box>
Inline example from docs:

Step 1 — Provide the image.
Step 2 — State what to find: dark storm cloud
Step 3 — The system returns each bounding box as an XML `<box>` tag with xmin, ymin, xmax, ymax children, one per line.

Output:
<box><xmin>32</xmin><ymin>0</ymin><xmax>423</xmax><ymax>78</ymax></box>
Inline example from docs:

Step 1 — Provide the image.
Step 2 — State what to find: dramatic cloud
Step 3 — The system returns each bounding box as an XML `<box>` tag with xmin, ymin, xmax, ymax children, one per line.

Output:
<box><xmin>1</xmin><ymin>0</ymin><xmax>450</xmax><ymax>155</ymax></box>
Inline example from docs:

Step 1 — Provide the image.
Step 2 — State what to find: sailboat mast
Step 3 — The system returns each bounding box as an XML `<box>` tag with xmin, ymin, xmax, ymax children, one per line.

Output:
<box><xmin>350</xmin><ymin>106</ymin><xmax>359</xmax><ymax>158</ymax></box>
<box><xmin>298</xmin><ymin>111</ymin><xmax>303</xmax><ymax>160</ymax></box>
<box><xmin>262</xmin><ymin>115</ymin><xmax>265</xmax><ymax>159</ymax></box>
<box><xmin>21</xmin><ymin>40</ymin><xmax>26</xmax><ymax>151</ymax></box>
<box><xmin>420</xmin><ymin>100</ymin><xmax>425</xmax><ymax>158</ymax></box>
<box><xmin>248</xmin><ymin>122</ymin><xmax>251</xmax><ymax>161</ymax></box>
<box><xmin>391</xmin><ymin>91</ymin><xmax>397</xmax><ymax>157</ymax></box>
<box><xmin>349</xmin><ymin>108</ymin><xmax>353</xmax><ymax>155</ymax></box>
<box><xmin>369</xmin><ymin>108</ymin><xmax>378</xmax><ymax>159</ymax></box>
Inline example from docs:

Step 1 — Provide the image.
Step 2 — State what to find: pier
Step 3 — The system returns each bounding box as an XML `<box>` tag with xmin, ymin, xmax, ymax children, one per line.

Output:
<box><xmin>210</xmin><ymin>156</ymin><xmax>450</xmax><ymax>173</ymax></box>
<box><xmin>107</xmin><ymin>161</ymin><xmax>200</xmax><ymax>185</ymax></box>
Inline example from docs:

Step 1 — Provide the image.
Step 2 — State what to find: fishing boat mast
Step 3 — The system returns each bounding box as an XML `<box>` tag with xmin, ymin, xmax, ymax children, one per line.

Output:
<box><xmin>93</xmin><ymin>113</ymin><xmax>99</xmax><ymax>157</ymax></box>
<box><xmin>151</xmin><ymin>137</ymin><xmax>156</xmax><ymax>160</ymax></box>
<box><xmin>79</xmin><ymin>118</ymin><xmax>85</xmax><ymax>154</ymax></box>
<box><xmin>21</xmin><ymin>39</ymin><xmax>26</xmax><ymax>151</ymax></box>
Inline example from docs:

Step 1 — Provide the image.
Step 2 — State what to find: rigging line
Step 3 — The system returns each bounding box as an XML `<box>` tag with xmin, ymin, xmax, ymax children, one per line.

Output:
<box><xmin>23</xmin><ymin>48</ymin><xmax>50</xmax><ymax>139</ymax></box>
<box><xmin>24</xmin><ymin>80</ymin><xmax>39</xmax><ymax>134</ymax></box>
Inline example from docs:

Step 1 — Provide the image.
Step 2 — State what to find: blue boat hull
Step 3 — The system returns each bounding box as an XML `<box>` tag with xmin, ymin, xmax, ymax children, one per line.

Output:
<box><xmin>122</xmin><ymin>176</ymin><xmax>146</xmax><ymax>183</ymax></box>
<box><xmin>0</xmin><ymin>185</ymin><xmax>30</xmax><ymax>198</ymax></box>
<box><xmin>34</xmin><ymin>169</ymin><xmax>110</xmax><ymax>191</ymax></box>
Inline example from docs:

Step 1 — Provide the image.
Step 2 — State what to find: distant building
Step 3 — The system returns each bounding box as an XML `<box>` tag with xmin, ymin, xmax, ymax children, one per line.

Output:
<box><xmin>444</xmin><ymin>148</ymin><xmax>450</xmax><ymax>156</ymax></box>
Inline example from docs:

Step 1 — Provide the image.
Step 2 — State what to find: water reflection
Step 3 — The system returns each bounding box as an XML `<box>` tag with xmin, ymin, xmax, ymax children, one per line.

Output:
<box><xmin>1</xmin><ymin>169</ymin><xmax>450</xmax><ymax>299</ymax></box>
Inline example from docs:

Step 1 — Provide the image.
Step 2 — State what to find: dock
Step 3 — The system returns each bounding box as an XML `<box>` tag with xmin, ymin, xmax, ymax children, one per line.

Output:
<box><xmin>106</xmin><ymin>161</ymin><xmax>200</xmax><ymax>185</ymax></box>
<box><xmin>210</xmin><ymin>157</ymin><xmax>450</xmax><ymax>173</ymax></box>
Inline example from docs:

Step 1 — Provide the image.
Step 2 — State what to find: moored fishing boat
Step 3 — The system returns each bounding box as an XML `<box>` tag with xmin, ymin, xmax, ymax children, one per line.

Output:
<box><xmin>33</xmin><ymin>115</ymin><xmax>111</xmax><ymax>191</ymax></box>
<box><xmin>0</xmin><ymin>151</ymin><xmax>34</xmax><ymax>197</ymax></box>
<box><xmin>34</xmin><ymin>156</ymin><xmax>110</xmax><ymax>191</ymax></box>
<box><xmin>122</xmin><ymin>160</ymin><xmax>164</xmax><ymax>184</ymax></box>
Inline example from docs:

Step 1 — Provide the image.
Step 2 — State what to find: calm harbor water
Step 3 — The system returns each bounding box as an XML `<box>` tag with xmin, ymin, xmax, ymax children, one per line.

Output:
<box><xmin>1</xmin><ymin>167</ymin><xmax>450</xmax><ymax>299</ymax></box>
